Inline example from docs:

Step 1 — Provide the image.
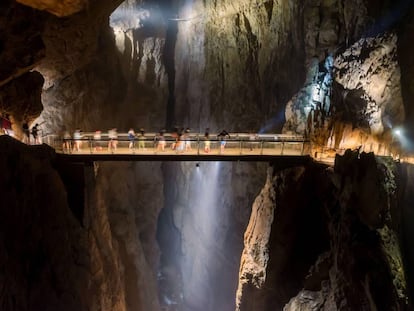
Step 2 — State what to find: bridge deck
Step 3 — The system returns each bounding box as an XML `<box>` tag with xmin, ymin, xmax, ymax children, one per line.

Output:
<box><xmin>57</xmin><ymin>152</ymin><xmax>312</xmax><ymax>163</ymax></box>
<box><xmin>49</xmin><ymin>133</ymin><xmax>312</xmax><ymax>162</ymax></box>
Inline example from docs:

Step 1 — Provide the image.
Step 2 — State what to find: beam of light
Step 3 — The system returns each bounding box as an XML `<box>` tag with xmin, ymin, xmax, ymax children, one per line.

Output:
<box><xmin>179</xmin><ymin>161</ymin><xmax>222</xmax><ymax>309</ymax></box>
<box><xmin>391</xmin><ymin>127</ymin><xmax>414</xmax><ymax>155</ymax></box>
<box><xmin>168</xmin><ymin>14</ymin><xmax>203</xmax><ymax>22</ymax></box>
<box><xmin>258</xmin><ymin>111</ymin><xmax>285</xmax><ymax>134</ymax></box>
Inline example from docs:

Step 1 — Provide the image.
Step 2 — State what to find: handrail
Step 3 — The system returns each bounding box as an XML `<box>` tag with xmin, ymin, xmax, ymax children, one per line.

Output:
<box><xmin>57</xmin><ymin>132</ymin><xmax>306</xmax><ymax>142</ymax></box>
<box><xmin>48</xmin><ymin>132</ymin><xmax>311</xmax><ymax>157</ymax></box>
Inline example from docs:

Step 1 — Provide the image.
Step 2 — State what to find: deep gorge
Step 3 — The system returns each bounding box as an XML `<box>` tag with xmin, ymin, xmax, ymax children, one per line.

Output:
<box><xmin>1</xmin><ymin>0</ymin><xmax>414</xmax><ymax>310</ymax></box>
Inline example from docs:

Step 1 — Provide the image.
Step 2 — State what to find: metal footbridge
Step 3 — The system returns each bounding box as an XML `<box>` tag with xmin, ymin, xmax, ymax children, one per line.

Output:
<box><xmin>44</xmin><ymin>132</ymin><xmax>312</xmax><ymax>163</ymax></box>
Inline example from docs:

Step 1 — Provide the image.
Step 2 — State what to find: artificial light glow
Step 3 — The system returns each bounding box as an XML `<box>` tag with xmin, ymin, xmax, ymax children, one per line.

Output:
<box><xmin>394</xmin><ymin>129</ymin><xmax>401</xmax><ymax>136</ymax></box>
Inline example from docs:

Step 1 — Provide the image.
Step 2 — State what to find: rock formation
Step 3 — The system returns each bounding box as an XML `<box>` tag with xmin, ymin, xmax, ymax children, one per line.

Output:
<box><xmin>0</xmin><ymin>136</ymin><xmax>128</xmax><ymax>311</ymax></box>
<box><xmin>16</xmin><ymin>0</ymin><xmax>88</xmax><ymax>17</ymax></box>
<box><xmin>236</xmin><ymin>150</ymin><xmax>409</xmax><ymax>310</ymax></box>
<box><xmin>0</xmin><ymin>0</ymin><xmax>414</xmax><ymax>310</ymax></box>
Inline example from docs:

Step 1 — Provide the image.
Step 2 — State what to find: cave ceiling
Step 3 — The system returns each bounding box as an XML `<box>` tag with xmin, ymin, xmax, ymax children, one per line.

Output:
<box><xmin>15</xmin><ymin>0</ymin><xmax>125</xmax><ymax>17</ymax></box>
<box><xmin>0</xmin><ymin>0</ymin><xmax>413</xmax><ymax>150</ymax></box>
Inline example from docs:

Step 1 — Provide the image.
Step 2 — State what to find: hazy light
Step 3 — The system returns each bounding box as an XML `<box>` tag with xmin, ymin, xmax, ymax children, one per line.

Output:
<box><xmin>394</xmin><ymin>128</ymin><xmax>402</xmax><ymax>136</ymax></box>
<box><xmin>180</xmin><ymin>161</ymin><xmax>221</xmax><ymax>307</ymax></box>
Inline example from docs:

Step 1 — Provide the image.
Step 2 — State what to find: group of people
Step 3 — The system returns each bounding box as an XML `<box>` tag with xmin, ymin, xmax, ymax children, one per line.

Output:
<box><xmin>127</xmin><ymin>128</ymin><xmax>146</xmax><ymax>151</ymax></box>
<box><xmin>63</xmin><ymin>127</ymin><xmax>148</xmax><ymax>153</ymax></box>
<box><xmin>166</xmin><ymin>127</ymin><xmax>192</xmax><ymax>153</ymax></box>
<box><xmin>1</xmin><ymin>115</ymin><xmax>12</xmax><ymax>136</ymax></box>
<box><xmin>22</xmin><ymin>122</ymin><xmax>41</xmax><ymax>144</ymax></box>
<box><xmin>61</xmin><ymin>127</ymin><xmax>234</xmax><ymax>154</ymax></box>
<box><xmin>0</xmin><ymin>116</ymin><xmax>40</xmax><ymax>144</ymax></box>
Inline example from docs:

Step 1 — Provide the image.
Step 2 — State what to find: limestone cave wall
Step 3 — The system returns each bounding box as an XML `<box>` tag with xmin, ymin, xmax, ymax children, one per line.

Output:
<box><xmin>1</xmin><ymin>0</ymin><xmax>414</xmax><ymax>311</ymax></box>
<box><xmin>236</xmin><ymin>151</ymin><xmax>412</xmax><ymax>310</ymax></box>
<box><xmin>0</xmin><ymin>136</ymin><xmax>128</xmax><ymax>311</ymax></box>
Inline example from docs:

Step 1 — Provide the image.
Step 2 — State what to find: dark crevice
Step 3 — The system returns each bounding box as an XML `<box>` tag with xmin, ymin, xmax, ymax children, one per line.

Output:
<box><xmin>164</xmin><ymin>19</ymin><xmax>178</xmax><ymax>130</ymax></box>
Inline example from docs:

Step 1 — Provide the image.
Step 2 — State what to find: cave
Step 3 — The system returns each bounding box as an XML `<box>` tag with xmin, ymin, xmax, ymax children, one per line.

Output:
<box><xmin>1</xmin><ymin>0</ymin><xmax>414</xmax><ymax>310</ymax></box>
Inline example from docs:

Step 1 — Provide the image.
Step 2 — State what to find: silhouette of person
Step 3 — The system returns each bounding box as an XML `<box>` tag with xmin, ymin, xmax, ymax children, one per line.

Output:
<box><xmin>31</xmin><ymin>124</ymin><xmax>40</xmax><ymax>144</ymax></box>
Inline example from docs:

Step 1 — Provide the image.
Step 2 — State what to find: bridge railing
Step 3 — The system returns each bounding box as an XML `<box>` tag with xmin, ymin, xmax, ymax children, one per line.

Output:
<box><xmin>47</xmin><ymin>132</ymin><xmax>311</xmax><ymax>156</ymax></box>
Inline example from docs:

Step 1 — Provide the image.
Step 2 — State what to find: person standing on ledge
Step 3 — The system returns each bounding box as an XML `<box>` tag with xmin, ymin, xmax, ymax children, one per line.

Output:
<box><xmin>217</xmin><ymin>129</ymin><xmax>230</xmax><ymax>154</ymax></box>
<box><xmin>31</xmin><ymin>123</ymin><xmax>40</xmax><ymax>144</ymax></box>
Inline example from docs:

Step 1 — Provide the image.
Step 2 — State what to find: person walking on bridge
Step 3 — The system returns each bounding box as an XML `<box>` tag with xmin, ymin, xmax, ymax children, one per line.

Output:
<box><xmin>156</xmin><ymin>130</ymin><xmax>166</xmax><ymax>152</ymax></box>
<box><xmin>204</xmin><ymin>128</ymin><xmax>211</xmax><ymax>153</ymax></box>
<box><xmin>93</xmin><ymin>130</ymin><xmax>102</xmax><ymax>151</ymax></box>
<box><xmin>128</xmin><ymin>128</ymin><xmax>136</xmax><ymax>151</ymax></box>
<box><xmin>73</xmin><ymin>129</ymin><xmax>82</xmax><ymax>151</ymax></box>
<box><xmin>108</xmin><ymin>128</ymin><xmax>118</xmax><ymax>153</ymax></box>
<box><xmin>63</xmin><ymin>130</ymin><xmax>71</xmax><ymax>153</ymax></box>
<box><xmin>217</xmin><ymin>129</ymin><xmax>230</xmax><ymax>154</ymax></box>
<box><xmin>138</xmin><ymin>128</ymin><xmax>145</xmax><ymax>150</ymax></box>
<box><xmin>184</xmin><ymin>128</ymin><xmax>192</xmax><ymax>151</ymax></box>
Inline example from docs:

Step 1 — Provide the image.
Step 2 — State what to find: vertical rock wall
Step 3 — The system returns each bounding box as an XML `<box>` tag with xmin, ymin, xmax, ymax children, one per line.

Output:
<box><xmin>0</xmin><ymin>136</ymin><xmax>128</xmax><ymax>311</ymax></box>
<box><xmin>91</xmin><ymin>162</ymin><xmax>164</xmax><ymax>310</ymax></box>
<box><xmin>1</xmin><ymin>0</ymin><xmax>414</xmax><ymax>310</ymax></box>
<box><xmin>236</xmin><ymin>150</ymin><xmax>410</xmax><ymax>310</ymax></box>
<box><xmin>174</xmin><ymin>0</ymin><xmax>306</xmax><ymax>131</ymax></box>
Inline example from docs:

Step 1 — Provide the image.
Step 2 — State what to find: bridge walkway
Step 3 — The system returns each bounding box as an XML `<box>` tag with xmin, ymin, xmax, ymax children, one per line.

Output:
<box><xmin>44</xmin><ymin>132</ymin><xmax>312</xmax><ymax>162</ymax></box>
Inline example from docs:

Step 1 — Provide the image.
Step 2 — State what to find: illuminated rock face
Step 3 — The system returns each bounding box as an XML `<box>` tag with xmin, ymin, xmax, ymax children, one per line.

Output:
<box><xmin>334</xmin><ymin>33</ymin><xmax>404</xmax><ymax>135</ymax></box>
<box><xmin>0</xmin><ymin>0</ymin><xmax>414</xmax><ymax>310</ymax></box>
<box><xmin>284</xmin><ymin>32</ymin><xmax>404</xmax><ymax>152</ymax></box>
<box><xmin>236</xmin><ymin>152</ymin><xmax>409</xmax><ymax>310</ymax></box>
<box><xmin>173</xmin><ymin>0</ymin><xmax>306</xmax><ymax>131</ymax></box>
